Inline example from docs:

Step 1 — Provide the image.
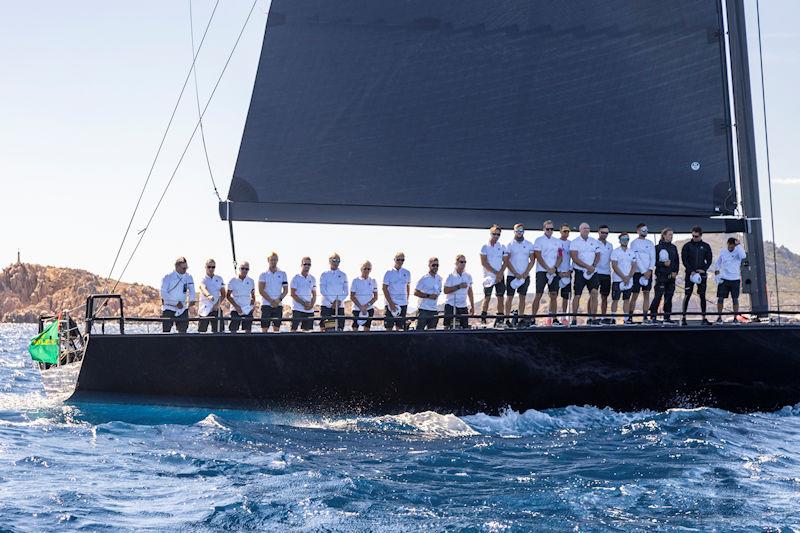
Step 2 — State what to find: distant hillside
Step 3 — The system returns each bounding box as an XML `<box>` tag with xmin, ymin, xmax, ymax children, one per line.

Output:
<box><xmin>0</xmin><ymin>263</ymin><xmax>159</xmax><ymax>323</ymax></box>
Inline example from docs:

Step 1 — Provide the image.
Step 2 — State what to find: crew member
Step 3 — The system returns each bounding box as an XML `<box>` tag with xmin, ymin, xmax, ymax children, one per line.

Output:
<box><xmin>290</xmin><ymin>257</ymin><xmax>317</xmax><ymax>331</ymax></box>
<box><xmin>479</xmin><ymin>225</ymin><xmax>506</xmax><ymax>327</ymax></box>
<box><xmin>320</xmin><ymin>252</ymin><xmax>349</xmax><ymax>331</ymax></box>
<box><xmin>504</xmin><ymin>223</ymin><xmax>535</xmax><ymax>324</ymax></box>
<box><xmin>629</xmin><ymin>223</ymin><xmax>655</xmax><ymax>323</ymax></box>
<box><xmin>198</xmin><ymin>259</ymin><xmax>225</xmax><ymax>333</ymax></box>
<box><xmin>714</xmin><ymin>238</ymin><xmax>747</xmax><ymax>324</ymax></box>
<box><xmin>350</xmin><ymin>261</ymin><xmax>378</xmax><ymax>331</ymax></box>
<box><xmin>160</xmin><ymin>256</ymin><xmax>196</xmax><ymax>333</ymax></box>
<box><xmin>649</xmin><ymin>228</ymin><xmax>679</xmax><ymax>323</ymax></box>
<box><xmin>681</xmin><ymin>226</ymin><xmax>713</xmax><ymax>325</ymax></box>
<box><xmin>595</xmin><ymin>225</ymin><xmax>613</xmax><ymax>323</ymax></box>
<box><xmin>383</xmin><ymin>252</ymin><xmax>411</xmax><ymax>331</ymax></box>
<box><xmin>414</xmin><ymin>257</ymin><xmax>442</xmax><ymax>330</ymax></box>
<box><xmin>227</xmin><ymin>262</ymin><xmax>255</xmax><ymax>333</ymax></box>
<box><xmin>557</xmin><ymin>224</ymin><xmax>573</xmax><ymax>324</ymax></box>
<box><xmin>570</xmin><ymin>223</ymin><xmax>601</xmax><ymax>325</ymax></box>
<box><xmin>531</xmin><ymin>220</ymin><xmax>561</xmax><ymax>326</ymax></box>
<box><xmin>444</xmin><ymin>254</ymin><xmax>474</xmax><ymax>329</ymax></box>
<box><xmin>258</xmin><ymin>252</ymin><xmax>288</xmax><ymax>333</ymax></box>
<box><xmin>611</xmin><ymin>233</ymin><xmax>637</xmax><ymax>324</ymax></box>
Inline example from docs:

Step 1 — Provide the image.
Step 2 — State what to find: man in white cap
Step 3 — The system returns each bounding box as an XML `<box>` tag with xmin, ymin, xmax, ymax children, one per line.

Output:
<box><xmin>226</xmin><ymin>261</ymin><xmax>256</xmax><ymax>333</ymax></box>
<box><xmin>414</xmin><ymin>257</ymin><xmax>442</xmax><ymax>330</ymax></box>
<box><xmin>320</xmin><ymin>252</ymin><xmax>349</xmax><ymax>331</ymax></box>
<box><xmin>504</xmin><ymin>223</ymin><xmax>535</xmax><ymax>325</ymax></box>
<box><xmin>531</xmin><ymin>220</ymin><xmax>562</xmax><ymax>326</ymax></box>
<box><xmin>160</xmin><ymin>256</ymin><xmax>196</xmax><ymax>333</ymax></box>
<box><xmin>681</xmin><ymin>225</ymin><xmax>713</xmax><ymax>325</ymax></box>
<box><xmin>556</xmin><ymin>224</ymin><xmax>573</xmax><ymax>324</ymax></box>
<box><xmin>444</xmin><ymin>254</ymin><xmax>474</xmax><ymax>329</ymax></box>
<box><xmin>197</xmin><ymin>258</ymin><xmax>225</xmax><ymax>333</ymax></box>
<box><xmin>629</xmin><ymin>223</ymin><xmax>655</xmax><ymax>323</ymax></box>
<box><xmin>595</xmin><ymin>225</ymin><xmax>614</xmax><ymax>323</ymax></box>
<box><xmin>383</xmin><ymin>252</ymin><xmax>411</xmax><ymax>331</ymax></box>
<box><xmin>570</xmin><ymin>223</ymin><xmax>601</xmax><ymax>325</ymax></box>
<box><xmin>713</xmin><ymin>237</ymin><xmax>746</xmax><ymax>323</ymax></box>
<box><xmin>350</xmin><ymin>260</ymin><xmax>378</xmax><ymax>331</ymax></box>
<box><xmin>258</xmin><ymin>252</ymin><xmax>288</xmax><ymax>333</ymax></box>
<box><xmin>611</xmin><ymin>233</ymin><xmax>637</xmax><ymax>324</ymax></box>
<box><xmin>290</xmin><ymin>257</ymin><xmax>317</xmax><ymax>331</ymax></box>
<box><xmin>479</xmin><ymin>225</ymin><xmax>507</xmax><ymax>326</ymax></box>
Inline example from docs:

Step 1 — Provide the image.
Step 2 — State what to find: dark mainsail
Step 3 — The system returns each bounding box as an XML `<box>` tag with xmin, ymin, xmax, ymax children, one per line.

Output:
<box><xmin>222</xmin><ymin>0</ymin><xmax>737</xmax><ymax>231</ymax></box>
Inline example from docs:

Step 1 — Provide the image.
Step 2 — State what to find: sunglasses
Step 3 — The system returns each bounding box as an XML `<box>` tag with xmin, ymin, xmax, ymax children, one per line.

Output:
<box><xmin>544</xmin><ymin>228</ymin><xmax>554</xmax><ymax>231</ymax></box>
<box><xmin>395</xmin><ymin>258</ymin><xmax>405</xmax><ymax>262</ymax></box>
<box><xmin>431</xmin><ymin>264</ymin><xmax>439</xmax><ymax>267</ymax></box>
<box><xmin>240</xmin><ymin>267</ymin><xmax>249</xmax><ymax>271</ymax></box>
<box><xmin>331</xmin><ymin>259</ymin><xmax>340</xmax><ymax>263</ymax></box>
<box><xmin>491</xmin><ymin>232</ymin><xmax>501</xmax><ymax>237</ymax></box>
<box><xmin>206</xmin><ymin>265</ymin><xmax>215</xmax><ymax>268</ymax></box>
<box><xmin>362</xmin><ymin>267</ymin><xmax>371</xmax><ymax>270</ymax></box>
<box><xmin>599</xmin><ymin>232</ymin><xmax>609</xmax><ymax>235</ymax></box>
<box><xmin>302</xmin><ymin>263</ymin><xmax>311</xmax><ymax>266</ymax></box>
<box><xmin>457</xmin><ymin>260</ymin><xmax>466</xmax><ymax>264</ymax></box>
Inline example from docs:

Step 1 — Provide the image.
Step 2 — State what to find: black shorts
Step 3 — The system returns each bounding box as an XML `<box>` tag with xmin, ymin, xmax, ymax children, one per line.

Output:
<box><xmin>384</xmin><ymin>305</ymin><xmax>408</xmax><ymax>330</ymax></box>
<box><xmin>320</xmin><ymin>305</ymin><xmax>345</xmax><ymax>330</ymax></box>
<box><xmin>535</xmin><ymin>271</ymin><xmax>559</xmax><ymax>294</ymax></box>
<box><xmin>352</xmin><ymin>308</ymin><xmax>375</xmax><ymax>328</ymax></box>
<box><xmin>611</xmin><ymin>282</ymin><xmax>633</xmax><ymax>301</ymax></box>
<box><xmin>483</xmin><ymin>278</ymin><xmax>506</xmax><ymax>298</ymax></box>
<box><xmin>559</xmin><ymin>273</ymin><xmax>572</xmax><ymax>299</ymax></box>
<box><xmin>573</xmin><ymin>270</ymin><xmax>600</xmax><ymax>295</ymax></box>
<box><xmin>717</xmin><ymin>279</ymin><xmax>741</xmax><ymax>302</ymax></box>
<box><xmin>291</xmin><ymin>310</ymin><xmax>314</xmax><ymax>331</ymax></box>
<box><xmin>260</xmin><ymin>304</ymin><xmax>283</xmax><ymax>329</ymax></box>
<box><xmin>506</xmin><ymin>275</ymin><xmax>531</xmax><ymax>295</ymax></box>
<box><xmin>597</xmin><ymin>274</ymin><xmax>611</xmax><ymax>297</ymax></box>
<box><xmin>631</xmin><ymin>272</ymin><xmax>652</xmax><ymax>293</ymax></box>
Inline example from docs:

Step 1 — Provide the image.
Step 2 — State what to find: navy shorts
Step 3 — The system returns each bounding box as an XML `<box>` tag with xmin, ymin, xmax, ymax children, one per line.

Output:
<box><xmin>506</xmin><ymin>275</ymin><xmax>530</xmax><ymax>295</ymax></box>
<box><xmin>260</xmin><ymin>304</ymin><xmax>282</xmax><ymax>329</ymax></box>
<box><xmin>573</xmin><ymin>270</ymin><xmax>600</xmax><ymax>295</ymax></box>
<box><xmin>483</xmin><ymin>278</ymin><xmax>506</xmax><ymax>298</ymax></box>
<box><xmin>535</xmin><ymin>271</ymin><xmax>559</xmax><ymax>294</ymax></box>
<box><xmin>559</xmin><ymin>273</ymin><xmax>572</xmax><ymax>299</ymax></box>
<box><xmin>611</xmin><ymin>282</ymin><xmax>632</xmax><ymax>301</ymax></box>
<box><xmin>631</xmin><ymin>272</ymin><xmax>652</xmax><ymax>293</ymax></box>
<box><xmin>597</xmin><ymin>274</ymin><xmax>611</xmax><ymax>297</ymax></box>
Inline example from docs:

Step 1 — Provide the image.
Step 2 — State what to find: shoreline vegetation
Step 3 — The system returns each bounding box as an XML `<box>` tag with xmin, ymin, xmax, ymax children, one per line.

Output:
<box><xmin>2</xmin><ymin>236</ymin><xmax>798</xmax><ymax>324</ymax></box>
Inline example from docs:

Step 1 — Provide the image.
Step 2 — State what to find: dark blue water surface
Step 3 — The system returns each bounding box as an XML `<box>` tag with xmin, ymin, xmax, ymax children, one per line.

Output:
<box><xmin>1</xmin><ymin>323</ymin><xmax>800</xmax><ymax>532</ymax></box>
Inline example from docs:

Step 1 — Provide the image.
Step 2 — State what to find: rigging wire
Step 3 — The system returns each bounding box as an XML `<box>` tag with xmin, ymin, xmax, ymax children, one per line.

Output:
<box><xmin>104</xmin><ymin>0</ymin><xmax>221</xmax><ymax>289</ymax></box>
<box><xmin>105</xmin><ymin>0</ymin><xmax>259</xmax><ymax>300</ymax></box>
<box><xmin>189</xmin><ymin>0</ymin><xmax>222</xmax><ymax>202</ymax></box>
<box><xmin>755</xmin><ymin>0</ymin><xmax>781</xmax><ymax>317</ymax></box>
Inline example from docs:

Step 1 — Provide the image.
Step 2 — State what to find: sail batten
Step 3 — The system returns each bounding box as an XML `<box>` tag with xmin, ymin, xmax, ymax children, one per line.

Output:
<box><xmin>225</xmin><ymin>0</ymin><xmax>736</xmax><ymax>231</ymax></box>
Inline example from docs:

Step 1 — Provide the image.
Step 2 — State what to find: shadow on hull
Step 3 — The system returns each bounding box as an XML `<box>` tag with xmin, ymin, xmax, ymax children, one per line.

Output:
<box><xmin>68</xmin><ymin>325</ymin><xmax>800</xmax><ymax>415</ymax></box>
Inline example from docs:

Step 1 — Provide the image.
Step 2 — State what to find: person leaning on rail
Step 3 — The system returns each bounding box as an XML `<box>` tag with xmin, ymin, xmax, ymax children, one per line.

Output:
<box><xmin>258</xmin><ymin>252</ymin><xmax>288</xmax><ymax>333</ymax></box>
<box><xmin>649</xmin><ymin>228</ymin><xmax>679</xmax><ymax>323</ymax></box>
<box><xmin>531</xmin><ymin>220</ymin><xmax>561</xmax><ymax>327</ymax></box>
<box><xmin>479</xmin><ymin>224</ymin><xmax>507</xmax><ymax>327</ymax></box>
<box><xmin>681</xmin><ymin>225</ymin><xmax>713</xmax><ymax>326</ymax></box>
<box><xmin>443</xmin><ymin>254</ymin><xmax>474</xmax><ymax>329</ymax></box>
<box><xmin>414</xmin><ymin>257</ymin><xmax>442</xmax><ymax>330</ymax></box>
<box><xmin>197</xmin><ymin>258</ymin><xmax>225</xmax><ymax>333</ymax></box>
<box><xmin>320</xmin><ymin>252</ymin><xmax>348</xmax><ymax>332</ymax></box>
<box><xmin>713</xmin><ymin>237</ymin><xmax>747</xmax><ymax>324</ymax></box>
<box><xmin>350</xmin><ymin>260</ymin><xmax>378</xmax><ymax>331</ymax></box>
<box><xmin>383</xmin><ymin>252</ymin><xmax>411</xmax><ymax>331</ymax></box>
<box><xmin>160</xmin><ymin>256</ymin><xmax>196</xmax><ymax>333</ymax></box>
<box><xmin>227</xmin><ymin>261</ymin><xmax>255</xmax><ymax>333</ymax></box>
<box><xmin>290</xmin><ymin>257</ymin><xmax>317</xmax><ymax>332</ymax></box>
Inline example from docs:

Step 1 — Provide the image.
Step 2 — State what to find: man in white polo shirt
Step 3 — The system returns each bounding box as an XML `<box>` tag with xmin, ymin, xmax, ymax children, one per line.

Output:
<box><xmin>629</xmin><ymin>223</ymin><xmax>656</xmax><ymax>323</ymax></box>
<box><xmin>611</xmin><ymin>233</ymin><xmax>637</xmax><ymax>324</ymax></box>
<box><xmin>350</xmin><ymin>260</ymin><xmax>378</xmax><ymax>331</ymax></box>
<box><xmin>596</xmin><ymin>225</ymin><xmax>614</xmax><ymax>323</ymax></box>
<box><xmin>414</xmin><ymin>257</ymin><xmax>442</xmax><ymax>330</ymax></box>
<box><xmin>258</xmin><ymin>252</ymin><xmax>288</xmax><ymax>333</ymax></box>
<box><xmin>531</xmin><ymin>220</ymin><xmax>562</xmax><ymax>325</ymax></box>
<box><xmin>570</xmin><ymin>222</ymin><xmax>602</xmax><ymax>325</ymax></box>
<box><xmin>160</xmin><ymin>256</ymin><xmax>196</xmax><ymax>333</ymax></box>
<box><xmin>443</xmin><ymin>254</ymin><xmax>474</xmax><ymax>329</ymax></box>
<box><xmin>504</xmin><ymin>223</ymin><xmax>535</xmax><ymax>324</ymax></box>
<box><xmin>479</xmin><ymin>225</ymin><xmax>506</xmax><ymax>326</ymax></box>
<box><xmin>198</xmin><ymin>258</ymin><xmax>225</xmax><ymax>333</ymax></box>
<box><xmin>713</xmin><ymin>237</ymin><xmax>747</xmax><ymax>323</ymax></box>
<box><xmin>557</xmin><ymin>224</ymin><xmax>573</xmax><ymax>324</ymax></box>
<box><xmin>320</xmin><ymin>252</ymin><xmax>349</xmax><ymax>331</ymax></box>
<box><xmin>383</xmin><ymin>252</ymin><xmax>411</xmax><ymax>331</ymax></box>
<box><xmin>290</xmin><ymin>257</ymin><xmax>317</xmax><ymax>331</ymax></box>
<box><xmin>226</xmin><ymin>261</ymin><xmax>255</xmax><ymax>333</ymax></box>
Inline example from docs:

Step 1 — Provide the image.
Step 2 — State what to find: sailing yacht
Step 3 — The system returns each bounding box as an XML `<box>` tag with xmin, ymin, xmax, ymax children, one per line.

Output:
<box><xmin>35</xmin><ymin>0</ymin><xmax>800</xmax><ymax>414</ymax></box>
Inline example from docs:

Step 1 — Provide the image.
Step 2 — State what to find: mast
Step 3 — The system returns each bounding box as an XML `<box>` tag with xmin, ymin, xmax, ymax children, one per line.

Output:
<box><xmin>726</xmin><ymin>0</ymin><xmax>769</xmax><ymax>316</ymax></box>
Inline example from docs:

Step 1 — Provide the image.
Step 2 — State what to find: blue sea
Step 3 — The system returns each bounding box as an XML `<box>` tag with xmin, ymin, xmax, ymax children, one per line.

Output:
<box><xmin>1</xmin><ymin>323</ymin><xmax>800</xmax><ymax>531</ymax></box>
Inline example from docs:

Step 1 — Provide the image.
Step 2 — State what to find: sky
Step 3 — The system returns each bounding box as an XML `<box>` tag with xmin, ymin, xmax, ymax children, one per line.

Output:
<box><xmin>1</xmin><ymin>0</ymin><xmax>798</xmax><ymax>289</ymax></box>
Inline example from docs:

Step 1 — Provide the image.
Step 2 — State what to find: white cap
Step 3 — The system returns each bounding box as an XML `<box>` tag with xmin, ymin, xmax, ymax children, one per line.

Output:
<box><xmin>357</xmin><ymin>310</ymin><xmax>370</xmax><ymax>326</ymax></box>
<box><xmin>483</xmin><ymin>275</ymin><xmax>496</xmax><ymax>288</ymax></box>
<box><xmin>510</xmin><ymin>278</ymin><xmax>524</xmax><ymax>290</ymax></box>
<box><xmin>639</xmin><ymin>276</ymin><xmax>650</xmax><ymax>287</ymax></box>
<box><xmin>559</xmin><ymin>276</ymin><xmax>571</xmax><ymax>289</ymax></box>
<box><xmin>546</xmin><ymin>272</ymin><xmax>556</xmax><ymax>284</ymax></box>
<box><xmin>390</xmin><ymin>306</ymin><xmax>402</xmax><ymax>317</ymax></box>
<box><xmin>658</xmin><ymin>249</ymin><xmax>670</xmax><ymax>262</ymax></box>
<box><xmin>582</xmin><ymin>270</ymin><xmax>594</xmax><ymax>280</ymax></box>
<box><xmin>689</xmin><ymin>272</ymin><xmax>702</xmax><ymax>285</ymax></box>
<box><xmin>620</xmin><ymin>279</ymin><xmax>634</xmax><ymax>291</ymax></box>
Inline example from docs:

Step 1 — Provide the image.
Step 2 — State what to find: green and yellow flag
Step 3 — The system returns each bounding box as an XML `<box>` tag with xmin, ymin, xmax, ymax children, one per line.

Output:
<box><xmin>29</xmin><ymin>317</ymin><xmax>60</xmax><ymax>365</ymax></box>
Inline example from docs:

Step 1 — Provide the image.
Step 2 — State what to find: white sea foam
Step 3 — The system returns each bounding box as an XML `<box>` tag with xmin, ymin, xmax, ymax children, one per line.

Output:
<box><xmin>300</xmin><ymin>410</ymin><xmax>478</xmax><ymax>438</ymax></box>
<box><xmin>197</xmin><ymin>413</ymin><xmax>230</xmax><ymax>431</ymax></box>
<box><xmin>462</xmin><ymin>406</ymin><xmax>649</xmax><ymax>437</ymax></box>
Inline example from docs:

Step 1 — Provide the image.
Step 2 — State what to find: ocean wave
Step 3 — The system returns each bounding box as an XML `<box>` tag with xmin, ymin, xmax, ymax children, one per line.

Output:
<box><xmin>299</xmin><ymin>411</ymin><xmax>479</xmax><ymax>438</ymax></box>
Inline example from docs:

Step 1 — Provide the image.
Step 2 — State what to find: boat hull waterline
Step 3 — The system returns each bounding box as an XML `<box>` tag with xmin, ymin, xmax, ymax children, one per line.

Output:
<box><xmin>50</xmin><ymin>325</ymin><xmax>800</xmax><ymax>415</ymax></box>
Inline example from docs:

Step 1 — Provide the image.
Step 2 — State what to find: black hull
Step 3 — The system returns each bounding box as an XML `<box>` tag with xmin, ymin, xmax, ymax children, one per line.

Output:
<box><xmin>70</xmin><ymin>325</ymin><xmax>800</xmax><ymax>415</ymax></box>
